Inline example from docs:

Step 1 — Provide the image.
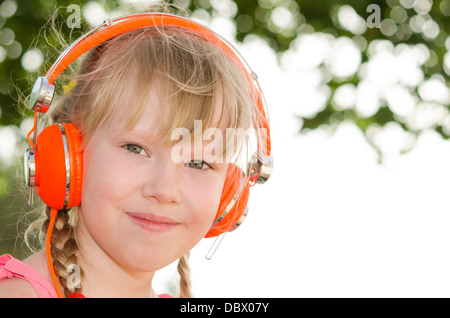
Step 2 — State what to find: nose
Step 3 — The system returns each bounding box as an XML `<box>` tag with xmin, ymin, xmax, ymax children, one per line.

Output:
<box><xmin>142</xmin><ymin>159</ymin><xmax>182</xmax><ymax>204</ymax></box>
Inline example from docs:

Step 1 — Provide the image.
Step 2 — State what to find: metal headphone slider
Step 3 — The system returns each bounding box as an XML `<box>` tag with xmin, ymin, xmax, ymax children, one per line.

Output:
<box><xmin>104</xmin><ymin>18</ymin><xmax>113</xmax><ymax>26</ymax></box>
<box><xmin>205</xmin><ymin>207</ymin><xmax>249</xmax><ymax>260</ymax></box>
<box><xmin>24</xmin><ymin>148</ymin><xmax>36</xmax><ymax>206</ymax></box>
<box><xmin>29</xmin><ymin>76</ymin><xmax>55</xmax><ymax>113</ymax></box>
<box><xmin>248</xmin><ymin>153</ymin><xmax>273</xmax><ymax>185</ymax></box>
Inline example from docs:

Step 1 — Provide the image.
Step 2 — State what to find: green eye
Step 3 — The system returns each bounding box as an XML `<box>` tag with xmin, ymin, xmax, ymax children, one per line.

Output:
<box><xmin>125</xmin><ymin>144</ymin><xmax>145</xmax><ymax>155</ymax></box>
<box><xmin>187</xmin><ymin>160</ymin><xmax>209</xmax><ymax>170</ymax></box>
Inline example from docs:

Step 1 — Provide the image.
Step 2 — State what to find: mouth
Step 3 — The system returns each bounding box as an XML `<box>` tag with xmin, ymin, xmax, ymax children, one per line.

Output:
<box><xmin>126</xmin><ymin>212</ymin><xmax>180</xmax><ymax>233</ymax></box>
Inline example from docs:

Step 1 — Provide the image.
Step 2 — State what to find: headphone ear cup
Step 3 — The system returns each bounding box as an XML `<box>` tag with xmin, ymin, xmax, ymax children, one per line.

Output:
<box><xmin>34</xmin><ymin>123</ymin><xmax>83</xmax><ymax>210</ymax></box>
<box><xmin>63</xmin><ymin>123</ymin><xmax>83</xmax><ymax>208</ymax></box>
<box><xmin>205</xmin><ymin>164</ymin><xmax>250</xmax><ymax>238</ymax></box>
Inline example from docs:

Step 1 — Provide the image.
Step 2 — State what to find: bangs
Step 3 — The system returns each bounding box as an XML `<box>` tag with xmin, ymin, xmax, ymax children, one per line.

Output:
<box><xmin>126</xmin><ymin>71</ymin><xmax>224</xmax><ymax>147</ymax></box>
<box><xmin>120</xmin><ymin>69</ymin><xmax>232</xmax><ymax>163</ymax></box>
<box><xmin>70</xmin><ymin>26</ymin><xmax>258</xmax><ymax>168</ymax></box>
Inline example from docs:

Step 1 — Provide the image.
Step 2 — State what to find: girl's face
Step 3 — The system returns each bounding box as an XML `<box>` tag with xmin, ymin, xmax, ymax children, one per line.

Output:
<box><xmin>76</xmin><ymin>78</ymin><xmax>229</xmax><ymax>274</ymax></box>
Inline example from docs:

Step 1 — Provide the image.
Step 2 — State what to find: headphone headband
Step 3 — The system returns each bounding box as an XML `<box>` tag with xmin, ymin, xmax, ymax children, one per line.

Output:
<box><xmin>29</xmin><ymin>13</ymin><xmax>271</xmax><ymax>155</ymax></box>
<box><xmin>24</xmin><ymin>13</ymin><xmax>274</xmax><ymax>296</ymax></box>
<box><xmin>45</xmin><ymin>13</ymin><xmax>246</xmax><ymax>84</ymax></box>
<box><xmin>26</xmin><ymin>13</ymin><xmax>272</xmax><ymax>208</ymax></box>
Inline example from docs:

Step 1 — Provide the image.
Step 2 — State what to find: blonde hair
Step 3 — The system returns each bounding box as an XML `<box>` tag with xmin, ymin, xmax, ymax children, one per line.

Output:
<box><xmin>27</xmin><ymin>7</ymin><xmax>262</xmax><ymax>298</ymax></box>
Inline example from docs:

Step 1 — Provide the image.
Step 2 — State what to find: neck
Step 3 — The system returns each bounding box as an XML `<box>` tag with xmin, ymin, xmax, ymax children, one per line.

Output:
<box><xmin>74</xmin><ymin>214</ymin><xmax>157</xmax><ymax>298</ymax></box>
<box><xmin>78</xmin><ymin>255</ymin><xmax>157</xmax><ymax>298</ymax></box>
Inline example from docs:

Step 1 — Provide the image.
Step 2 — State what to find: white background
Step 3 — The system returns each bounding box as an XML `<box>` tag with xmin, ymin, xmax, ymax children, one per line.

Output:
<box><xmin>154</xmin><ymin>16</ymin><xmax>450</xmax><ymax>298</ymax></box>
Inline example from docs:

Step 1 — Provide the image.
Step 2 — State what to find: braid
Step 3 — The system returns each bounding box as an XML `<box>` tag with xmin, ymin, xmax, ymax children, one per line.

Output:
<box><xmin>42</xmin><ymin>206</ymin><xmax>83</xmax><ymax>297</ymax></box>
<box><xmin>177</xmin><ymin>252</ymin><xmax>192</xmax><ymax>298</ymax></box>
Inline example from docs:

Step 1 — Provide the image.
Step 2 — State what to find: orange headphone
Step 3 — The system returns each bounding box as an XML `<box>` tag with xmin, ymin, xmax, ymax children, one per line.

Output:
<box><xmin>24</xmin><ymin>13</ymin><xmax>272</xmax><ymax>297</ymax></box>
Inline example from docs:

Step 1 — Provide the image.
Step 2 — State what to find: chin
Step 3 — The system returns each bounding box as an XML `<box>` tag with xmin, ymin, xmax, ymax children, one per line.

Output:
<box><xmin>119</xmin><ymin>246</ymin><xmax>185</xmax><ymax>273</ymax></box>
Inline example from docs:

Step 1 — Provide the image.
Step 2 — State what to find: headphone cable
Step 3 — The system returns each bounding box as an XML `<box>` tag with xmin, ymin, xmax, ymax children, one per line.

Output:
<box><xmin>45</xmin><ymin>208</ymin><xmax>64</xmax><ymax>298</ymax></box>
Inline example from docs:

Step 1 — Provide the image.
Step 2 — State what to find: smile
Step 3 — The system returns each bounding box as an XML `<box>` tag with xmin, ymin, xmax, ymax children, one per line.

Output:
<box><xmin>126</xmin><ymin>212</ymin><xmax>180</xmax><ymax>233</ymax></box>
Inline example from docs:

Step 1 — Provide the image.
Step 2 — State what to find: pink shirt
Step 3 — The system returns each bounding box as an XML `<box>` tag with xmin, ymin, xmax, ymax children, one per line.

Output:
<box><xmin>0</xmin><ymin>254</ymin><xmax>58</xmax><ymax>298</ymax></box>
<box><xmin>0</xmin><ymin>254</ymin><xmax>172</xmax><ymax>298</ymax></box>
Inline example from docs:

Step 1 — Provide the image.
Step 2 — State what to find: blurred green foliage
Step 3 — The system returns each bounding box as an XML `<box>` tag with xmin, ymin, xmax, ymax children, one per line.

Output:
<box><xmin>227</xmin><ymin>0</ymin><xmax>450</xmax><ymax>155</ymax></box>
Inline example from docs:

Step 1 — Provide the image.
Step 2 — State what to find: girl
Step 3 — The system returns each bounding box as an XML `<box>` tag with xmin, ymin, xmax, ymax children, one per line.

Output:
<box><xmin>0</xmin><ymin>8</ymin><xmax>272</xmax><ymax>298</ymax></box>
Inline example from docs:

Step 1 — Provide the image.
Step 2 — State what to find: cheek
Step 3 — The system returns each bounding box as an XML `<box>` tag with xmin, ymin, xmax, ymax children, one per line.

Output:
<box><xmin>79</xmin><ymin>143</ymin><xmax>112</xmax><ymax>233</ymax></box>
<box><xmin>81</xmin><ymin>144</ymin><xmax>134</xmax><ymax>205</ymax></box>
<box><xmin>82</xmin><ymin>147</ymin><xmax>114</xmax><ymax>205</ymax></box>
<box><xmin>80</xmin><ymin>141</ymin><xmax>134</xmax><ymax>229</ymax></box>
<box><xmin>185</xmin><ymin>172</ymin><xmax>227</xmax><ymax>235</ymax></box>
<box><xmin>77</xmin><ymin>141</ymin><xmax>141</xmax><ymax>256</ymax></box>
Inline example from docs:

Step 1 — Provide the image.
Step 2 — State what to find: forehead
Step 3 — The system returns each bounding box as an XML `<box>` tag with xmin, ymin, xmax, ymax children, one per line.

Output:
<box><xmin>106</xmin><ymin>75</ymin><xmax>230</xmax><ymax>145</ymax></box>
